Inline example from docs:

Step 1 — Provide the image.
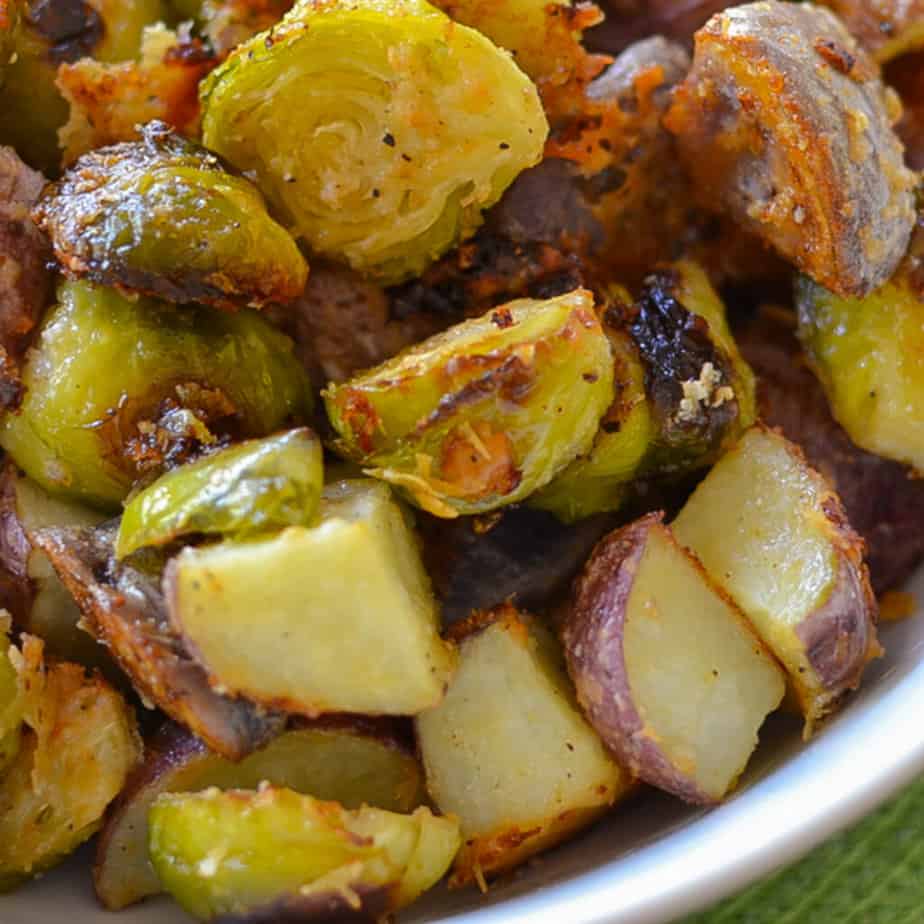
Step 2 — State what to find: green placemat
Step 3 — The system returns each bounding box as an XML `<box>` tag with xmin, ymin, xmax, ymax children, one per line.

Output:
<box><xmin>685</xmin><ymin>777</ymin><xmax>924</xmax><ymax>923</ymax></box>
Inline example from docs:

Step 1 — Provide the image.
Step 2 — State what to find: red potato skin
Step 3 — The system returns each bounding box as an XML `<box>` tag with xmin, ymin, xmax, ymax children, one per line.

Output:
<box><xmin>737</xmin><ymin>312</ymin><xmax>924</xmax><ymax>595</ymax></box>
<box><xmin>665</xmin><ymin>1</ymin><xmax>917</xmax><ymax>298</ymax></box>
<box><xmin>562</xmin><ymin>512</ymin><xmax>720</xmax><ymax>805</ymax></box>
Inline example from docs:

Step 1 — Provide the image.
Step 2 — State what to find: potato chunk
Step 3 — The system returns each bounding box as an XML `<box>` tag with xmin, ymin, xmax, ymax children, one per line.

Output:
<box><xmin>0</xmin><ymin>636</ymin><xmax>141</xmax><ymax>889</ymax></box>
<box><xmin>417</xmin><ymin>606</ymin><xmax>630</xmax><ymax>885</ymax></box>
<box><xmin>166</xmin><ymin>480</ymin><xmax>455</xmax><ymax>716</ymax></box>
<box><xmin>665</xmin><ymin>1</ymin><xmax>916</xmax><ymax>297</ymax></box>
<box><xmin>564</xmin><ymin>514</ymin><xmax>785</xmax><ymax>804</ymax></box>
<box><xmin>672</xmin><ymin>427</ymin><xmax>880</xmax><ymax>731</ymax></box>
<box><xmin>95</xmin><ymin>718</ymin><xmax>425</xmax><ymax>910</ymax></box>
<box><xmin>148</xmin><ymin>787</ymin><xmax>460</xmax><ymax>920</ymax></box>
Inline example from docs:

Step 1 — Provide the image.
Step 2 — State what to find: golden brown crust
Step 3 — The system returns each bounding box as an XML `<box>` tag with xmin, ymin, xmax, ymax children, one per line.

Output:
<box><xmin>665</xmin><ymin>1</ymin><xmax>917</xmax><ymax>297</ymax></box>
<box><xmin>56</xmin><ymin>26</ymin><xmax>216</xmax><ymax>166</ymax></box>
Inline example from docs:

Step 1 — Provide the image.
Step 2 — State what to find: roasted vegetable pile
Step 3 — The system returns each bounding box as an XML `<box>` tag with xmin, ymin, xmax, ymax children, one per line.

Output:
<box><xmin>0</xmin><ymin>0</ymin><xmax>921</xmax><ymax>919</ymax></box>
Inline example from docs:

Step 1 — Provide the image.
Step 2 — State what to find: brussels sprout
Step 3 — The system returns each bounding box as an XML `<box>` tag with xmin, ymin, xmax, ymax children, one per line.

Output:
<box><xmin>531</xmin><ymin>326</ymin><xmax>652</xmax><ymax>522</ymax></box>
<box><xmin>0</xmin><ymin>616</ymin><xmax>23</xmax><ymax>775</ymax></box>
<box><xmin>629</xmin><ymin>260</ymin><xmax>756</xmax><ymax>476</ymax></box>
<box><xmin>116</xmin><ymin>429</ymin><xmax>323</xmax><ymax>558</ymax></box>
<box><xmin>36</xmin><ymin>122</ymin><xmax>308</xmax><ymax>310</ymax></box>
<box><xmin>200</xmin><ymin>0</ymin><xmax>548</xmax><ymax>284</ymax></box>
<box><xmin>0</xmin><ymin>0</ymin><xmax>170</xmax><ymax>174</ymax></box>
<box><xmin>148</xmin><ymin>787</ymin><xmax>461</xmax><ymax>921</ymax></box>
<box><xmin>324</xmin><ymin>290</ymin><xmax>614</xmax><ymax>517</ymax></box>
<box><xmin>0</xmin><ymin>280</ymin><xmax>313</xmax><ymax>509</ymax></box>
<box><xmin>796</xmin><ymin>230</ymin><xmax>924</xmax><ymax>470</ymax></box>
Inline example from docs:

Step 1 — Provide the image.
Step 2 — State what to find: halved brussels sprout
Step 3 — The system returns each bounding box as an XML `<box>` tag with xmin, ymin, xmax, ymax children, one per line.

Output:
<box><xmin>0</xmin><ymin>0</ymin><xmax>170</xmax><ymax>174</ymax></box>
<box><xmin>0</xmin><ymin>635</ymin><xmax>141</xmax><ymax>889</ymax></box>
<box><xmin>796</xmin><ymin>226</ymin><xmax>924</xmax><ymax>470</ymax></box>
<box><xmin>0</xmin><ymin>280</ymin><xmax>313</xmax><ymax>509</ymax></box>
<box><xmin>200</xmin><ymin>0</ymin><xmax>548</xmax><ymax>284</ymax></box>
<box><xmin>148</xmin><ymin>787</ymin><xmax>460</xmax><ymax>920</ymax></box>
<box><xmin>630</xmin><ymin>260</ymin><xmax>756</xmax><ymax>476</ymax></box>
<box><xmin>324</xmin><ymin>290</ymin><xmax>614</xmax><ymax>517</ymax></box>
<box><xmin>531</xmin><ymin>325</ymin><xmax>652</xmax><ymax>522</ymax></box>
<box><xmin>117</xmin><ymin>429</ymin><xmax>323</xmax><ymax>558</ymax></box>
<box><xmin>35</xmin><ymin>122</ymin><xmax>308</xmax><ymax>310</ymax></box>
<box><xmin>0</xmin><ymin>615</ymin><xmax>23</xmax><ymax>774</ymax></box>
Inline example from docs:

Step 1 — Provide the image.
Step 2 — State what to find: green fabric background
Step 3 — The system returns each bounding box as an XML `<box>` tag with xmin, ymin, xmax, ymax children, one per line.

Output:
<box><xmin>685</xmin><ymin>778</ymin><xmax>924</xmax><ymax>923</ymax></box>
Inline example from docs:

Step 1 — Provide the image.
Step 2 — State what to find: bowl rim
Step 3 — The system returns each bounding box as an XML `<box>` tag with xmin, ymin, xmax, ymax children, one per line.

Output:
<box><xmin>432</xmin><ymin>613</ymin><xmax>924</xmax><ymax>924</ymax></box>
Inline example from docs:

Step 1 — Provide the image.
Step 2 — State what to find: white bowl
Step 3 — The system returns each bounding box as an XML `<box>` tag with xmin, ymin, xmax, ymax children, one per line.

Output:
<box><xmin>4</xmin><ymin>568</ymin><xmax>924</xmax><ymax>924</ymax></box>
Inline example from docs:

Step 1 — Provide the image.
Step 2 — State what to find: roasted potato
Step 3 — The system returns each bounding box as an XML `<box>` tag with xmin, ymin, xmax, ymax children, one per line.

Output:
<box><xmin>95</xmin><ymin>717</ymin><xmax>426</xmax><ymax>910</ymax></box>
<box><xmin>148</xmin><ymin>787</ymin><xmax>460</xmax><ymax>921</ymax></box>
<box><xmin>200</xmin><ymin>0</ymin><xmax>547</xmax><ymax>284</ymax></box>
<box><xmin>665</xmin><ymin>1</ymin><xmax>917</xmax><ymax>297</ymax></box>
<box><xmin>417</xmin><ymin>605</ymin><xmax>631</xmax><ymax>886</ymax></box>
<box><xmin>564</xmin><ymin>513</ymin><xmax>785</xmax><ymax>804</ymax></box>
<box><xmin>35</xmin><ymin>121</ymin><xmax>308</xmax><ymax>310</ymax></box>
<box><xmin>796</xmin><ymin>214</ymin><xmax>924</xmax><ymax>471</ymax></box>
<box><xmin>0</xmin><ymin>635</ymin><xmax>141</xmax><ymax>889</ymax></box>
<box><xmin>673</xmin><ymin>427</ymin><xmax>880</xmax><ymax>732</ymax></box>
<box><xmin>0</xmin><ymin>0</ymin><xmax>169</xmax><ymax>174</ymax></box>
<box><xmin>165</xmin><ymin>480</ymin><xmax>455</xmax><ymax>717</ymax></box>
<box><xmin>738</xmin><ymin>308</ymin><xmax>924</xmax><ymax>595</ymax></box>
<box><xmin>33</xmin><ymin>521</ymin><xmax>284</xmax><ymax>760</ymax></box>
<box><xmin>0</xmin><ymin>462</ymin><xmax>109</xmax><ymax>671</ymax></box>
<box><xmin>116</xmin><ymin>429</ymin><xmax>323</xmax><ymax>558</ymax></box>
<box><xmin>57</xmin><ymin>24</ymin><xmax>217</xmax><ymax>166</ymax></box>
<box><xmin>325</xmin><ymin>290</ymin><xmax>614</xmax><ymax>517</ymax></box>
<box><xmin>0</xmin><ymin>279</ymin><xmax>313</xmax><ymax>509</ymax></box>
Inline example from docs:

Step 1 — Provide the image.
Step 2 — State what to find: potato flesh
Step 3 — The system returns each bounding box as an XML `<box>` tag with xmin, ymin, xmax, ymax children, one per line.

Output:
<box><xmin>167</xmin><ymin>480</ymin><xmax>455</xmax><ymax>716</ymax></box>
<box><xmin>416</xmin><ymin>610</ymin><xmax>628</xmax><ymax>882</ymax></box>
<box><xmin>148</xmin><ymin>787</ymin><xmax>460</xmax><ymax>920</ymax></box>
<box><xmin>623</xmin><ymin>524</ymin><xmax>785</xmax><ymax>801</ymax></box>
<box><xmin>672</xmin><ymin>427</ymin><xmax>877</xmax><ymax>724</ymax></box>
<box><xmin>95</xmin><ymin>723</ymin><xmax>426</xmax><ymax>910</ymax></box>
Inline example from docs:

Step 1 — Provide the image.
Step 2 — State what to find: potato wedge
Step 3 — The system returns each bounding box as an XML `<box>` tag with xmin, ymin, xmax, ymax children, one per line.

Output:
<box><xmin>417</xmin><ymin>605</ymin><xmax>630</xmax><ymax>886</ymax></box>
<box><xmin>564</xmin><ymin>514</ymin><xmax>785</xmax><ymax>804</ymax></box>
<box><xmin>738</xmin><ymin>309</ymin><xmax>924</xmax><ymax>594</ymax></box>
<box><xmin>0</xmin><ymin>462</ymin><xmax>109</xmax><ymax>671</ymax></box>
<box><xmin>165</xmin><ymin>480</ymin><xmax>455</xmax><ymax>717</ymax></box>
<box><xmin>672</xmin><ymin>427</ymin><xmax>880</xmax><ymax>731</ymax></box>
<box><xmin>0</xmin><ymin>636</ymin><xmax>141</xmax><ymax>889</ymax></box>
<box><xmin>95</xmin><ymin>717</ymin><xmax>425</xmax><ymax>910</ymax></box>
<box><xmin>665</xmin><ymin>1</ymin><xmax>916</xmax><ymax>297</ymax></box>
<box><xmin>33</xmin><ymin>521</ymin><xmax>283</xmax><ymax>760</ymax></box>
<box><xmin>148</xmin><ymin>787</ymin><xmax>460</xmax><ymax>921</ymax></box>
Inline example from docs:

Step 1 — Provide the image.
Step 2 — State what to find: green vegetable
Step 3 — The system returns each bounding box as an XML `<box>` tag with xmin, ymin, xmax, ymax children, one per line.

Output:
<box><xmin>630</xmin><ymin>260</ymin><xmax>756</xmax><ymax>476</ymax></box>
<box><xmin>531</xmin><ymin>326</ymin><xmax>652</xmax><ymax>522</ymax></box>
<box><xmin>165</xmin><ymin>479</ymin><xmax>456</xmax><ymax>716</ymax></box>
<box><xmin>796</xmin><ymin>243</ymin><xmax>924</xmax><ymax>470</ymax></box>
<box><xmin>0</xmin><ymin>0</ymin><xmax>168</xmax><ymax>174</ymax></box>
<box><xmin>116</xmin><ymin>429</ymin><xmax>323</xmax><ymax>558</ymax></box>
<box><xmin>0</xmin><ymin>280</ymin><xmax>313</xmax><ymax>510</ymax></box>
<box><xmin>200</xmin><ymin>0</ymin><xmax>548</xmax><ymax>284</ymax></box>
<box><xmin>148</xmin><ymin>786</ymin><xmax>461</xmax><ymax>920</ymax></box>
<box><xmin>324</xmin><ymin>290</ymin><xmax>614</xmax><ymax>517</ymax></box>
<box><xmin>35</xmin><ymin>122</ymin><xmax>308</xmax><ymax>310</ymax></box>
<box><xmin>0</xmin><ymin>618</ymin><xmax>23</xmax><ymax>775</ymax></box>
